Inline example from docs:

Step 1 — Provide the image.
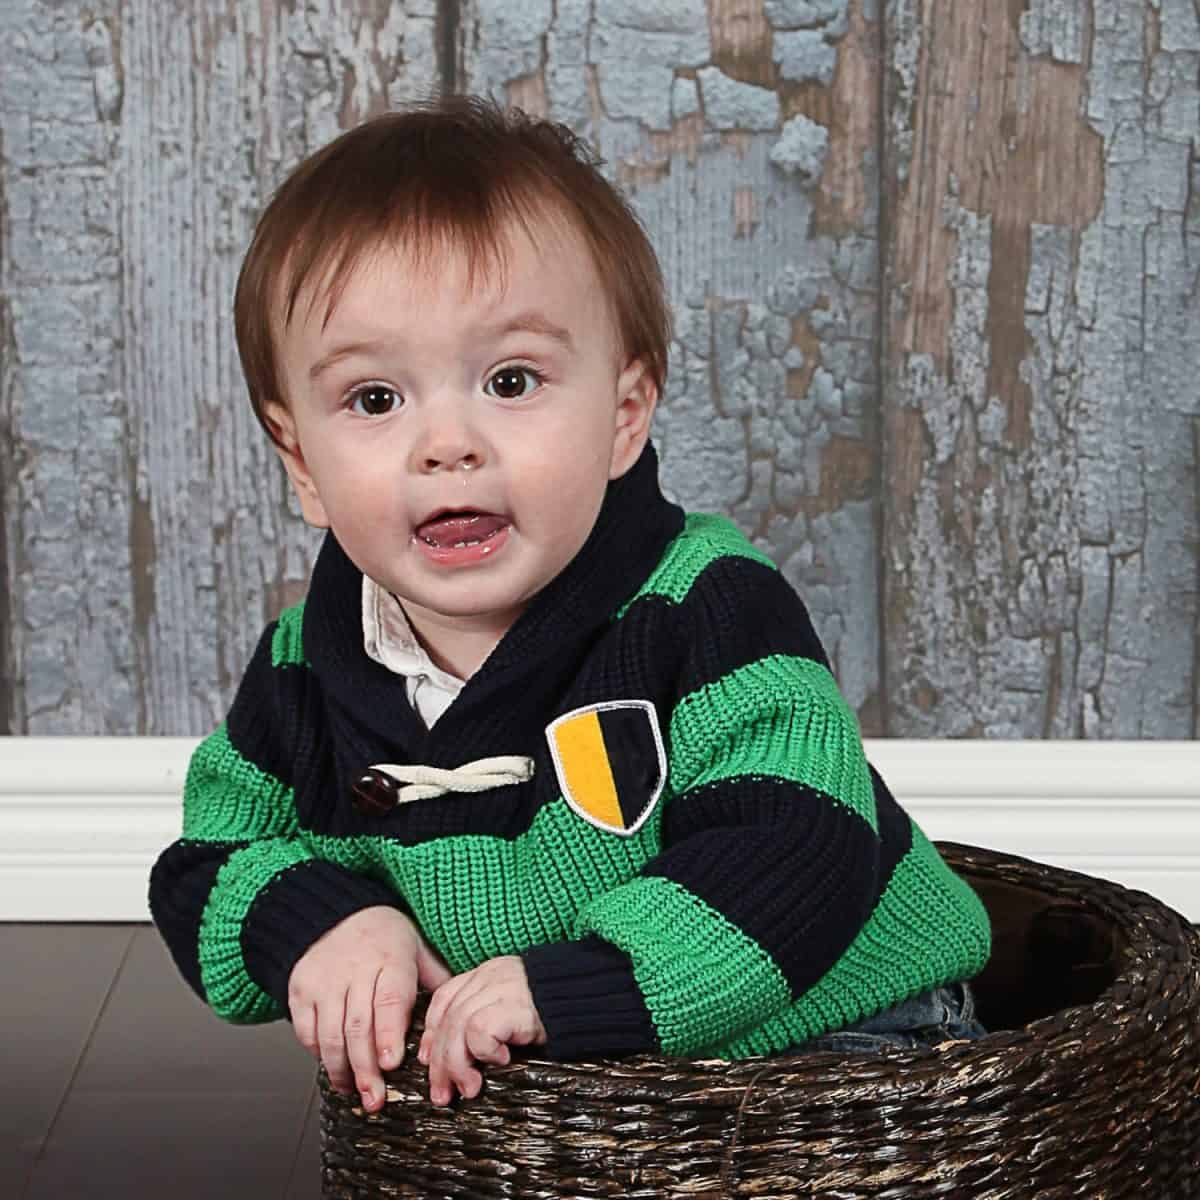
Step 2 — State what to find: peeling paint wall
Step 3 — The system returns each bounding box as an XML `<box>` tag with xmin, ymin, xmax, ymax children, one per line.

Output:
<box><xmin>1</xmin><ymin>0</ymin><xmax>1196</xmax><ymax>740</ymax></box>
<box><xmin>0</xmin><ymin>0</ymin><xmax>440</xmax><ymax>733</ymax></box>
<box><xmin>463</xmin><ymin>0</ymin><xmax>888</xmax><ymax>725</ymax></box>
<box><xmin>883</xmin><ymin>0</ymin><xmax>1200</xmax><ymax>738</ymax></box>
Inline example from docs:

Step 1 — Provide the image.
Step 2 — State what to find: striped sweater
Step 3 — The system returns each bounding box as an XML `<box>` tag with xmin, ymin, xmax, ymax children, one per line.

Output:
<box><xmin>149</xmin><ymin>445</ymin><xmax>991</xmax><ymax>1059</ymax></box>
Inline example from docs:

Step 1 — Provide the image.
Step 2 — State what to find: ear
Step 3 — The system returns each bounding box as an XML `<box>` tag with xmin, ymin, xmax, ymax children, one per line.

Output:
<box><xmin>609</xmin><ymin>358</ymin><xmax>658</xmax><ymax>480</ymax></box>
<box><xmin>265</xmin><ymin>401</ymin><xmax>331</xmax><ymax>529</ymax></box>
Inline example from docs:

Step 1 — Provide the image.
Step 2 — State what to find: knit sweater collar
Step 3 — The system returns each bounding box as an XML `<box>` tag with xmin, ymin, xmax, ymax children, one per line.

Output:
<box><xmin>303</xmin><ymin>443</ymin><xmax>685</xmax><ymax>752</ymax></box>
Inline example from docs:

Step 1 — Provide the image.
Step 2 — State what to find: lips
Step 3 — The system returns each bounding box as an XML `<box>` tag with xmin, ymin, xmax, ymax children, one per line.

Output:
<box><xmin>415</xmin><ymin>509</ymin><xmax>510</xmax><ymax>549</ymax></box>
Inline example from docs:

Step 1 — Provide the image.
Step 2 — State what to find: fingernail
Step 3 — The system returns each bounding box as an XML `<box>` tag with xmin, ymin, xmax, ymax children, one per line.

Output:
<box><xmin>380</xmin><ymin>1048</ymin><xmax>396</xmax><ymax>1068</ymax></box>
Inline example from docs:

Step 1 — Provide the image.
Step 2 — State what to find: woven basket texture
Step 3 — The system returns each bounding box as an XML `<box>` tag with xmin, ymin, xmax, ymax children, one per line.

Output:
<box><xmin>318</xmin><ymin>842</ymin><xmax>1200</xmax><ymax>1199</ymax></box>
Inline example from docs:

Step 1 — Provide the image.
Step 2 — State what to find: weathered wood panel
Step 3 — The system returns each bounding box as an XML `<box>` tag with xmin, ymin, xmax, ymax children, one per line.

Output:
<box><xmin>462</xmin><ymin>0</ymin><xmax>890</xmax><ymax>730</ymax></box>
<box><xmin>883</xmin><ymin>0</ymin><xmax>1200</xmax><ymax>738</ymax></box>
<box><xmin>1</xmin><ymin>0</ymin><xmax>1196</xmax><ymax>740</ymax></box>
<box><xmin>1</xmin><ymin>0</ymin><xmax>134</xmax><ymax>734</ymax></box>
<box><xmin>0</xmin><ymin>0</ymin><xmax>440</xmax><ymax>733</ymax></box>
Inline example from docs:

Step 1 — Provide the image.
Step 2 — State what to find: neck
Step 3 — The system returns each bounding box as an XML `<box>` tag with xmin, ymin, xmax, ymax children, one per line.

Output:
<box><xmin>398</xmin><ymin>600</ymin><xmax>524</xmax><ymax>680</ymax></box>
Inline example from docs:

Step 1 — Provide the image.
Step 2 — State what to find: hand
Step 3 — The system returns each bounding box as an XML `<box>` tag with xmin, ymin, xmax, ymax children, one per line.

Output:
<box><xmin>288</xmin><ymin>905</ymin><xmax>451</xmax><ymax>1113</ymax></box>
<box><xmin>419</xmin><ymin>955</ymin><xmax>547</xmax><ymax>1106</ymax></box>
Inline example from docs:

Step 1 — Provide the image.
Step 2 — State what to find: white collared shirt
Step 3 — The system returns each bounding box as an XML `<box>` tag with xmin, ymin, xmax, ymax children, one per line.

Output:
<box><xmin>361</xmin><ymin>576</ymin><xmax>465</xmax><ymax>728</ymax></box>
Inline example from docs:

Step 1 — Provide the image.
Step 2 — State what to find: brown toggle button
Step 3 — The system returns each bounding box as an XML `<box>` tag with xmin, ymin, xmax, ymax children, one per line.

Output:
<box><xmin>351</xmin><ymin>768</ymin><xmax>401</xmax><ymax>816</ymax></box>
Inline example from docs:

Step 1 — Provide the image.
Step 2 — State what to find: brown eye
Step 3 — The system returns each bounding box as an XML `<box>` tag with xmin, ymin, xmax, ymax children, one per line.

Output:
<box><xmin>485</xmin><ymin>367</ymin><xmax>539</xmax><ymax>400</ymax></box>
<box><xmin>350</xmin><ymin>385</ymin><xmax>401</xmax><ymax>416</ymax></box>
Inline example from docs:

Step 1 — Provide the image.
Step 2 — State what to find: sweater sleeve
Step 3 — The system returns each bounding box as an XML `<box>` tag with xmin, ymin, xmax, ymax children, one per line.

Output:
<box><xmin>148</xmin><ymin>614</ymin><xmax>405</xmax><ymax>1024</ymax></box>
<box><xmin>523</xmin><ymin>555</ymin><xmax>883</xmax><ymax>1058</ymax></box>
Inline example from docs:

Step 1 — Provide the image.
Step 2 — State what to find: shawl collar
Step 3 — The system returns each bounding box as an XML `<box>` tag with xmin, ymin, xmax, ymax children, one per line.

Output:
<box><xmin>303</xmin><ymin>444</ymin><xmax>685</xmax><ymax>763</ymax></box>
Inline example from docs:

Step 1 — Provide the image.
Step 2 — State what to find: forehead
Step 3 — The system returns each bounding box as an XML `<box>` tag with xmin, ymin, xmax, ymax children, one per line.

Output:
<box><xmin>285</xmin><ymin>206</ymin><xmax>613</xmax><ymax>344</ymax></box>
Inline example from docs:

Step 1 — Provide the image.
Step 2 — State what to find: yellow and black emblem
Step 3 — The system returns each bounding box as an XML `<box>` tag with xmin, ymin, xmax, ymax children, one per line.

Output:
<box><xmin>545</xmin><ymin>701</ymin><xmax>666</xmax><ymax>836</ymax></box>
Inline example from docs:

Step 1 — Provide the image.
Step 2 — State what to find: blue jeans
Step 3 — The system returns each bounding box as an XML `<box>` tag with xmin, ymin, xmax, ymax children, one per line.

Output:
<box><xmin>783</xmin><ymin>980</ymin><xmax>988</xmax><ymax>1054</ymax></box>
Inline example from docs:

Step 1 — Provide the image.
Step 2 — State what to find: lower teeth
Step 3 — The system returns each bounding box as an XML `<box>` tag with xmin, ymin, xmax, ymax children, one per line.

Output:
<box><xmin>420</xmin><ymin>536</ymin><xmax>485</xmax><ymax>548</ymax></box>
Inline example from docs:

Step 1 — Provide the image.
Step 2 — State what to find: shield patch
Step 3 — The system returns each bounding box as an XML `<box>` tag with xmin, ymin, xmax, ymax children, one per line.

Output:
<box><xmin>546</xmin><ymin>700</ymin><xmax>666</xmax><ymax>836</ymax></box>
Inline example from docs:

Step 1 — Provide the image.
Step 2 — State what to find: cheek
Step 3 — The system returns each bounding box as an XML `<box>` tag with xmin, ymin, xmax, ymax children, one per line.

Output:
<box><xmin>306</xmin><ymin>442</ymin><xmax>400</xmax><ymax>523</ymax></box>
<box><xmin>519</xmin><ymin>449</ymin><xmax>611</xmax><ymax>547</ymax></box>
<box><xmin>527</xmin><ymin>407</ymin><xmax>616</xmax><ymax>482</ymax></box>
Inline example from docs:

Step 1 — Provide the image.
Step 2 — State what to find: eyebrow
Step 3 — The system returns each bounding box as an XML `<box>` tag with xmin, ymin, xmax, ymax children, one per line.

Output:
<box><xmin>307</xmin><ymin>311</ymin><xmax>575</xmax><ymax>382</ymax></box>
<box><xmin>485</xmin><ymin>310</ymin><xmax>575</xmax><ymax>352</ymax></box>
<box><xmin>308</xmin><ymin>338</ymin><xmax>392</xmax><ymax>382</ymax></box>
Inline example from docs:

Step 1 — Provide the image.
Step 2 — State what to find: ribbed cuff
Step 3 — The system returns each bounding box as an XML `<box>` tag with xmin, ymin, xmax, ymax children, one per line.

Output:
<box><xmin>522</xmin><ymin>935</ymin><xmax>657</xmax><ymax>1059</ymax></box>
<box><xmin>241</xmin><ymin>860</ymin><xmax>408</xmax><ymax>1008</ymax></box>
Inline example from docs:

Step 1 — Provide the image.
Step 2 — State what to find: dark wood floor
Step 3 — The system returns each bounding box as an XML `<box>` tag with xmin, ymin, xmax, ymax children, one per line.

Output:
<box><xmin>2</xmin><ymin>923</ymin><xmax>323</xmax><ymax>1199</ymax></box>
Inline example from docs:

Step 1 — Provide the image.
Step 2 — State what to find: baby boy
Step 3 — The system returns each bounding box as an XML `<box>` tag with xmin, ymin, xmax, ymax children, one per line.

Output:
<box><xmin>149</xmin><ymin>96</ymin><xmax>991</xmax><ymax>1116</ymax></box>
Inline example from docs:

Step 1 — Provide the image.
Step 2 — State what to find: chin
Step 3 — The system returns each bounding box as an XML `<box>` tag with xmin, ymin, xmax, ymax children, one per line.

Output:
<box><xmin>406</xmin><ymin>585</ymin><xmax>536</xmax><ymax>623</ymax></box>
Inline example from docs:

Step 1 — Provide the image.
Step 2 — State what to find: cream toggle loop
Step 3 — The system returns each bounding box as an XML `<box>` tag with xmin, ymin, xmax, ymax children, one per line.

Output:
<box><xmin>369</xmin><ymin>755</ymin><xmax>534</xmax><ymax>804</ymax></box>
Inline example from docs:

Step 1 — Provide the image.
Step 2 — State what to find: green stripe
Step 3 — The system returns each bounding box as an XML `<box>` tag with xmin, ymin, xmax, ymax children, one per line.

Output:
<box><xmin>616</xmin><ymin>513</ymin><xmax>775</xmax><ymax>618</ymax></box>
<box><xmin>198</xmin><ymin>842</ymin><xmax>313</xmax><ymax>1023</ymax></box>
<box><xmin>308</xmin><ymin>796</ymin><xmax>665</xmax><ymax>975</ymax></box>
<box><xmin>668</xmin><ymin>655</ymin><xmax>877</xmax><ymax>832</ymax></box>
<box><xmin>271</xmin><ymin>601</ymin><xmax>308</xmax><ymax>667</ymax></box>
<box><xmin>711</xmin><ymin>823</ymin><xmax>993</xmax><ymax>1057</ymax></box>
<box><xmin>575</xmin><ymin>874</ymin><xmax>791</xmax><ymax>1055</ymax></box>
<box><xmin>183</xmin><ymin>724</ymin><xmax>298</xmax><ymax>842</ymax></box>
<box><xmin>189</xmin><ymin>800</ymin><xmax>987</xmax><ymax>1049</ymax></box>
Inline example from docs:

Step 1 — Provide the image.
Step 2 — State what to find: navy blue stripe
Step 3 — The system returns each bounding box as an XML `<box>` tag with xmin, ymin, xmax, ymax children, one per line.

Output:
<box><xmin>653</xmin><ymin>775</ymin><xmax>880</xmax><ymax>1000</ymax></box>
<box><xmin>148</xmin><ymin>839</ymin><xmax>247</xmax><ymax>1002</ymax></box>
<box><xmin>665</xmin><ymin>557</ymin><xmax>830</xmax><ymax>692</ymax></box>
<box><xmin>523</xmin><ymin>935</ymin><xmax>658</xmax><ymax>1059</ymax></box>
<box><xmin>869</xmin><ymin>762</ymin><xmax>913</xmax><ymax>895</ymax></box>
<box><xmin>224</xmin><ymin>624</ymin><xmax>306</xmax><ymax>788</ymax></box>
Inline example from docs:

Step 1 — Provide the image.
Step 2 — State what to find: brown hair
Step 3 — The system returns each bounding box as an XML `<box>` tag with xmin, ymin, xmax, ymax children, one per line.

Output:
<box><xmin>234</xmin><ymin>95</ymin><xmax>671</xmax><ymax>445</ymax></box>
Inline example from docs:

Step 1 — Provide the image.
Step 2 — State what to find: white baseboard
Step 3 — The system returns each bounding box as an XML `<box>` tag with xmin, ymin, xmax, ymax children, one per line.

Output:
<box><xmin>0</xmin><ymin>737</ymin><xmax>1197</xmax><ymax>922</ymax></box>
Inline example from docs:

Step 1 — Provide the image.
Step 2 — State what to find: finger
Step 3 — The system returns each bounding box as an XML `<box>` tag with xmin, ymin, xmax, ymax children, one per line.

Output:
<box><xmin>424</xmin><ymin>984</ymin><xmax>473</xmax><ymax>1104</ymax></box>
<box><xmin>423</xmin><ymin>1002</ymin><xmax>455</xmax><ymax>1100</ymax></box>
<box><xmin>317</xmin><ymin>992</ymin><xmax>354</xmax><ymax>1096</ymax></box>
<box><xmin>482</xmin><ymin>995</ymin><xmax>547</xmax><ymax>1048</ymax></box>
<box><xmin>344</xmin><ymin>974</ymin><xmax>384</xmax><ymax>1110</ymax></box>
<box><xmin>373</xmin><ymin>962</ymin><xmax>417</xmax><ymax>1071</ymax></box>
<box><xmin>465</xmin><ymin>1007</ymin><xmax>511</xmax><ymax>1066</ymax></box>
<box><xmin>421</xmin><ymin>971</ymin><xmax>477</xmax><ymax>1064</ymax></box>
<box><xmin>424</xmin><ymin>970</ymin><xmax>471</xmax><ymax>1035</ymax></box>
<box><xmin>429</xmin><ymin>989</ymin><xmax>508</xmax><ymax>1102</ymax></box>
<box><xmin>429</xmin><ymin>1022</ymin><xmax>483</xmax><ymax>1105</ymax></box>
<box><xmin>420</xmin><ymin>971</ymin><xmax>496</xmax><ymax>1069</ymax></box>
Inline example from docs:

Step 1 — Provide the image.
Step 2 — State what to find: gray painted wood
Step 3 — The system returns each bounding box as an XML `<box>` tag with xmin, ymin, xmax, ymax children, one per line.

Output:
<box><xmin>1</xmin><ymin>0</ymin><xmax>1196</xmax><ymax>740</ymax></box>
<box><xmin>1</xmin><ymin>0</ymin><xmax>135</xmax><ymax>735</ymax></box>
<box><xmin>882</xmin><ymin>0</ymin><xmax>1200</xmax><ymax>738</ymax></box>
<box><xmin>462</xmin><ymin>0</ymin><xmax>889</xmax><ymax>729</ymax></box>
<box><xmin>0</xmin><ymin>0</ymin><xmax>440</xmax><ymax>734</ymax></box>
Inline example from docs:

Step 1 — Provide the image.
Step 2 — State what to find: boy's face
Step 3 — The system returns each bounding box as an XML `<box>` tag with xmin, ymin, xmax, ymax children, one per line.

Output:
<box><xmin>266</xmin><ymin>211</ymin><xmax>656</xmax><ymax>650</ymax></box>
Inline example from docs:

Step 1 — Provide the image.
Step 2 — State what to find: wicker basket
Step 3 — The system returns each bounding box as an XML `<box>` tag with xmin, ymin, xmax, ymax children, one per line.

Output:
<box><xmin>318</xmin><ymin>843</ymin><xmax>1200</xmax><ymax>1198</ymax></box>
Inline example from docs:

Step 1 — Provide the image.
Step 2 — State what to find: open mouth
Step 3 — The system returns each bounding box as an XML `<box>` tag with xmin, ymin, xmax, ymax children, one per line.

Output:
<box><xmin>415</xmin><ymin>510</ymin><xmax>510</xmax><ymax>551</ymax></box>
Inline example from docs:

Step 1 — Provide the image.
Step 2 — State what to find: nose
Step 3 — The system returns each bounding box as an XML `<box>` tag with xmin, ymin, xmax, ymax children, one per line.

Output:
<box><xmin>410</xmin><ymin>399</ymin><xmax>486</xmax><ymax>475</ymax></box>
